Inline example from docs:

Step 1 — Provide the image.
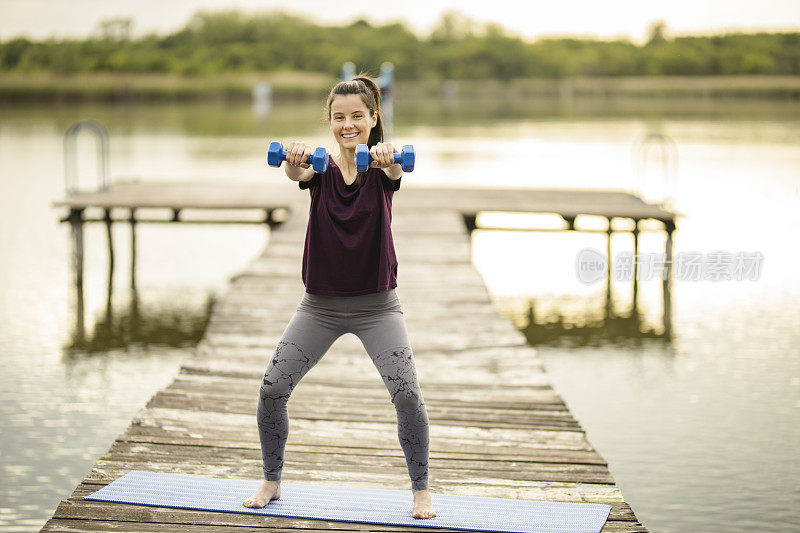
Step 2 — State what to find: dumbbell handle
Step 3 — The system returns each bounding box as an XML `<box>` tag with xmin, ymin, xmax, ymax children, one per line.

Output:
<box><xmin>273</xmin><ymin>144</ymin><xmax>313</xmax><ymax>165</ymax></box>
<box><xmin>372</xmin><ymin>153</ymin><xmax>401</xmax><ymax>166</ymax></box>
<box><xmin>267</xmin><ymin>141</ymin><xmax>328</xmax><ymax>173</ymax></box>
<box><xmin>362</xmin><ymin>152</ymin><xmax>401</xmax><ymax>165</ymax></box>
<box><xmin>355</xmin><ymin>144</ymin><xmax>414</xmax><ymax>172</ymax></box>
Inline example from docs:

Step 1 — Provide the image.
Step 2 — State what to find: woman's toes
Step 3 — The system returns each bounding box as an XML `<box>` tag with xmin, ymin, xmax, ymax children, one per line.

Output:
<box><xmin>413</xmin><ymin>508</ymin><xmax>436</xmax><ymax>519</ymax></box>
<box><xmin>243</xmin><ymin>496</ymin><xmax>262</xmax><ymax>508</ymax></box>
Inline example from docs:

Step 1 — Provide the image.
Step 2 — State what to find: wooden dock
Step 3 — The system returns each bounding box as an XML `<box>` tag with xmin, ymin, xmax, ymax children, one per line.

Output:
<box><xmin>44</xmin><ymin>182</ymin><xmax>656</xmax><ymax>532</ymax></box>
<box><xmin>53</xmin><ymin>179</ymin><xmax>677</xmax><ymax>224</ymax></box>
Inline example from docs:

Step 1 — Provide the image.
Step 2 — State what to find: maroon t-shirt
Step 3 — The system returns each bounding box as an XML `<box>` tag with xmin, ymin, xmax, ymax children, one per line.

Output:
<box><xmin>298</xmin><ymin>154</ymin><xmax>401</xmax><ymax>296</ymax></box>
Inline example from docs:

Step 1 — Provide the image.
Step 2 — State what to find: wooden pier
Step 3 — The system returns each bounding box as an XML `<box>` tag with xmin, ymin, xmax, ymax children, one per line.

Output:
<box><xmin>43</xmin><ymin>181</ymin><xmax>660</xmax><ymax>532</ymax></box>
<box><xmin>53</xmin><ymin>179</ymin><xmax>676</xmax><ymax>223</ymax></box>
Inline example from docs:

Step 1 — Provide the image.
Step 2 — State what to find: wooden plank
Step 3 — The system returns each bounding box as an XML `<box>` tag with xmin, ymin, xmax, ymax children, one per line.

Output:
<box><xmin>146</xmin><ymin>391</ymin><xmax>583</xmax><ymax>432</ymax></box>
<box><xmin>393</xmin><ymin>186</ymin><xmax>677</xmax><ymax>220</ymax></box>
<box><xmin>118</xmin><ymin>428</ymin><xmax>606</xmax><ymax>466</ymax></box>
<box><xmin>91</xmin><ymin>440</ymin><xmax>612</xmax><ymax>484</ymax></box>
<box><xmin>123</xmin><ymin>406</ymin><xmax>602</xmax><ymax>471</ymax></box>
<box><xmin>173</xmin><ymin>373</ymin><xmax>566</xmax><ymax>402</ymax></box>
<box><xmin>52</xmin><ymin>180</ymin><xmax>677</xmax><ymax>221</ymax></box>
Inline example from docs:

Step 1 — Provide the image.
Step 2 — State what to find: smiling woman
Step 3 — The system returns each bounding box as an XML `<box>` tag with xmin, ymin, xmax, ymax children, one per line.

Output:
<box><xmin>246</xmin><ymin>76</ymin><xmax>434</xmax><ymax>519</ymax></box>
<box><xmin>325</xmin><ymin>76</ymin><xmax>402</xmax><ymax>187</ymax></box>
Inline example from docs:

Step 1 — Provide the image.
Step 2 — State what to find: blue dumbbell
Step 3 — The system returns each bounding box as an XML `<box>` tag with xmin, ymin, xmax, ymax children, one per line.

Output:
<box><xmin>355</xmin><ymin>144</ymin><xmax>415</xmax><ymax>173</ymax></box>
<box><xmin>267</xmin><ymin>141</ymin><xmax>329</xmax><ymax>173</ymax></box>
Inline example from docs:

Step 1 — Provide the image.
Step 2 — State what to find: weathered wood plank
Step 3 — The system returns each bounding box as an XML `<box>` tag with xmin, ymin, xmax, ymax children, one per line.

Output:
<box><xmin>52</xmin><ymin>180</ymin><xmax>676</xmax><ymax>221</ymax></box>
<box><xmin>162</xmin><ymin>374</ymin><xmax>562</xmax><ymax>402</ymax></box>
<box><xmin>91</xmin><ymin>441</ymin><xmax>613</xmax><ymax>484</ymax></box>
<box><xmin>118</xmin><ymin>428</ymin><xmax>607</xmax><ymax>466</ymax></box>
<box><xmin>129</xmin><ymin>406</ymin><xmax>597</xmax><ymax>456</ymax></box>
<box><xmin>146</xmin><ymin>393</ymin><xmax>583</xmax><ymax>432</ymax></box>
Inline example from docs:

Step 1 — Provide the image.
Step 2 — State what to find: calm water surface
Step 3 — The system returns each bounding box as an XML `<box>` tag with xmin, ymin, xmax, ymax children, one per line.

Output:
<box><xmin>1</xmin><ymin>98</ymin><xmax>798</xmax><ymax>532</ymax></box>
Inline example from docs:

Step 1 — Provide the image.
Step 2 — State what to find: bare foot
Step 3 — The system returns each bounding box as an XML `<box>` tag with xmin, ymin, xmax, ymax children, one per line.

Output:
<box><xmin>412</xmin><ymin>488</ymin><xmax>437</xmax><ymax>519</ymax></box>
<box><xmin>243</xmin><ymin>480</ymin><xmax>281</xmax><ymax>508</ymax></box>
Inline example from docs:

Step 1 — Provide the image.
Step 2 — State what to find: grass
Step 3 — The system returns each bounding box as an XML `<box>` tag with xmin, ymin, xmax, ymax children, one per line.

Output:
<box><xmin>398</xmin><ymin>75</ymin><xmax>800</xmax><ymax>100</ymax></box>
<box><xmin>0</xmin><ymin>71</ymin><xmax>336</xmax><ymax>102</ymax></box>
<box><xmin>1</xmin><ymin>72</ymin><xmax>799</xmax><ymax>103</ymax></box>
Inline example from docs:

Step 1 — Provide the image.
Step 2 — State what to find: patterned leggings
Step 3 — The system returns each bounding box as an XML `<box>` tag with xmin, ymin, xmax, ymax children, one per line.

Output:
<box><xmin>257</xmin><ymin>288</ymin><xmax>430</xmax><ymax>490</ymax></box>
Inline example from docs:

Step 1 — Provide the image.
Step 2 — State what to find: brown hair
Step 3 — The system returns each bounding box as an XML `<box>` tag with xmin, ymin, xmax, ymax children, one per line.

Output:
<box><xmin>326</xmin><ymin>73</ymin><xmax>384</xmax><ymax>186</ymax></box>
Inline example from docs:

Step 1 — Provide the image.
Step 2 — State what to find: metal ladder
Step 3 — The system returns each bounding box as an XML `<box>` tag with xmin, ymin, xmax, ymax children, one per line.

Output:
<box><xmin>64</xmin><ymin>119</ymin><xmax>109</xmax><ymax>196</ymax></box>
<box><xmin>632</xmin><ymin>132</ymin><xmax>678</xmax><ymax>210</ymax></box>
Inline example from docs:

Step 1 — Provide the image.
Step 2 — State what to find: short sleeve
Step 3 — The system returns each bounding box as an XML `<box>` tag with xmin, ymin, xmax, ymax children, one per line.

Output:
<box><xmin>381</xmin><ymin>173</ymin><xmax>401</xmax><ymax>192</ymax></box>
<box><xmin>298</xmin><ymin>173</ymin><xmax>320</xmax><ymax>190</ymax></box>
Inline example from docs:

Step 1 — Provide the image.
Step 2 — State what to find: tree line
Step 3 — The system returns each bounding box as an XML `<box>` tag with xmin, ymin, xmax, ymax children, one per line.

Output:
<box><xmin>1</xmin><ymin>10</ymin><xmax>798</xmax><ymax>79</ymax></box>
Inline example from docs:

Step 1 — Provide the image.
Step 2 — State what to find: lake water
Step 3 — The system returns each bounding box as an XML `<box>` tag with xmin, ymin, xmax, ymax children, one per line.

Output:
<box><xmin>1</xmin><ymin>96</ymin><xmax>798</xmax><ymax>532</ymax></box>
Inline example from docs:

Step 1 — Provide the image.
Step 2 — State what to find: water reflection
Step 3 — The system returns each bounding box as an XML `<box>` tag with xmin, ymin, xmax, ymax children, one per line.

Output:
<box><xmin>4</xmin><ymin>95</ymin><xmax>800</xmax><ymax>141</ymax></box>
<box><xmin>470</xmin><ymin>214</ymin><xmax>675</xmax><ymax>348</ymax></box>
<box><xmin>65</xmin><ymin>290</ymin><xmax>215</xmax><ymax>353</ymax></box>
<box><xmin>62</xmin><ymin>209</ymin><xmax>234</xmax><ymax>353</ymax></box>
<box><xmin>61</xmin><ymin>202</ymin><xmax>281</xmax><ymax>352</ymax></box>
<box><xmin>521</xmin><ymin>296</ymin><xmax>670</xmax><ymax>348</ymax></box>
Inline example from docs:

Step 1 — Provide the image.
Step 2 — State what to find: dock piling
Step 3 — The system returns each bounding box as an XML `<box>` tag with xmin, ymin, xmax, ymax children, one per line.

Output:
<box><xmin>67</xmin><ymin>208</ymin><xmax>86</xmax><ymax>345</ymax></box>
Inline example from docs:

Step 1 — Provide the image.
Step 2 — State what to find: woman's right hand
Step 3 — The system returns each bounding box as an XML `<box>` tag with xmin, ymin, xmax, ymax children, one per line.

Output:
<box><xmin>285</xmin><ymin>141</ymin><xmax>312</xmax><ymax>169</ymax></box>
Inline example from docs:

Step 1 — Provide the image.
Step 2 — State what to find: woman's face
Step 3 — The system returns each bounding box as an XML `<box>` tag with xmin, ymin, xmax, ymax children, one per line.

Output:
<box><xmin>329</xmin><ymin>94</ymin><xmax>376</xmax><ymax>150</ymax></box>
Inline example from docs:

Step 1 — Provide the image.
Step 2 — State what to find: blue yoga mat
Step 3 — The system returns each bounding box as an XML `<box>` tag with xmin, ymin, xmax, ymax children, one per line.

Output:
<box><xmin>84</xmin><ymin>470</ymin><xmax>612</xmax><ymax>533</ymax></box>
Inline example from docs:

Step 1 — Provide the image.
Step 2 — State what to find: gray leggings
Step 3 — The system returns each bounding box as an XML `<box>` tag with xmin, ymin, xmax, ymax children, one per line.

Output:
<box><xmin>257</xmin><ymin>288</ymin><xmax>430</xmax><ymax>491</ymax></box>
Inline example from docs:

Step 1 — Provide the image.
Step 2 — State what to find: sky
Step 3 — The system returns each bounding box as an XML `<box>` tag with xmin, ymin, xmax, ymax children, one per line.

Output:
<box><xmin>1</xmin><ymin>0</ymin><xmax>799</xmax><ymax>44</ymax></box>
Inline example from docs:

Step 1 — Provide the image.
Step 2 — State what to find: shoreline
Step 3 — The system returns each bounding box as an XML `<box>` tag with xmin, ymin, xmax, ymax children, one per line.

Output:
<box><xmin>1</xmin><ymin>73</ymin><xmax>799</xmax><ymax>103</ymax></box>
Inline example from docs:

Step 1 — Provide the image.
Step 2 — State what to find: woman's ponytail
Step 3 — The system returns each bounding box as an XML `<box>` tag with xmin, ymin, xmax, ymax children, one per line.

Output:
<box><xmin>354</xmin><ymin>75</ymin><xmax>384</xmax><ymax>148</ymax></box>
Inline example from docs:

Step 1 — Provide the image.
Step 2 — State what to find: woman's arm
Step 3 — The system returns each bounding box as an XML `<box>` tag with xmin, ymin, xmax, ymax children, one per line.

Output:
<box><xmin>283</xmin><ymin>141</ymin><xmax>318</xmax><ymax>182</ymax></box>
<box><xmin>287</xmin><ymin>165</ymin><xmax>316</xmax><ymax>182</ymax></box>
<box><xmin>371</xmin><ymin>142</ymin><xmax>403</xmax><ymax>181</ymax></box>
<box><xmin>381</xmin><ymin>164</ymin><xmax>402</xmax><ymax>181</ymax></box>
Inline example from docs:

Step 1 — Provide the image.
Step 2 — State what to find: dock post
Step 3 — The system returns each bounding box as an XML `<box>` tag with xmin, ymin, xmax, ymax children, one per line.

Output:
<box><xmin>663</xmin><ymin>219</ymin><xmax>675</xmax><ymax>338</ymax></box>
<box><xmin>632</xmin><ymin>219</ymin><xmax>640</xmax><ymax>315</ymax></box>
<box><xmin>68</xmin><ymin>208</ymin><xmax>86</xmax><ymax>345</ymax></box>
<box><xmin>605</xmin><ymin>217</ymin><xmax>614</xmax><ymax>316</ymax></box>
<box><xmin>462</xmin><ymin>213</ymin><xmax>478</xmax><ymax>233</ymax></box>
<box><xmin>104</xmin><ymin>208</ymin><xmax>114</xmax><ymax>326</ymax></box>
<box><xmin>264</xmin><ymin>208</ymin><xmax>280</xmax><ymax>229</ymax></box>
<box><xmin>129</xmin><ymin>208</ymin><xmax>140</xmax><ymax>339</ymax></box>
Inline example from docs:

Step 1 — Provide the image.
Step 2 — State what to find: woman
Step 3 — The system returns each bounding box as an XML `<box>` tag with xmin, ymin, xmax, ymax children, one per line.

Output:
<box><xmin>243</xmin><ymin>75</ymin><xmax>436</xmax><ymax>519</ymax></box>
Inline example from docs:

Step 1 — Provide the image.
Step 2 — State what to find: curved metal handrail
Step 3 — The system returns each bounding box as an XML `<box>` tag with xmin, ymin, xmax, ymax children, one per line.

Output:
<box><xmin>64</xmin><ymin>120</ymin><xmax>109</xmax><ymax>196</ymax></box>
<box><xmin>632</xmin><ymin>132</ymin><xmax>678</xmax><ymax>210</ymax></box>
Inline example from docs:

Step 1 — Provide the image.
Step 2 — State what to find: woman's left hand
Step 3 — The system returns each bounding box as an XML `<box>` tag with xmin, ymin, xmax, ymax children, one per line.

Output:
<box><xmin>369</xmin><ymin>142</ymin><xmax>398</xmax><ymax>168</ymax></box>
